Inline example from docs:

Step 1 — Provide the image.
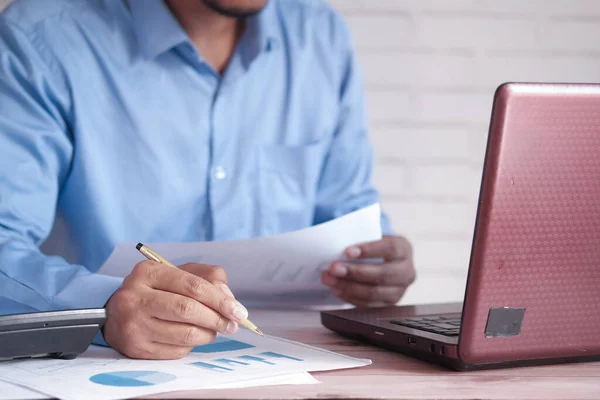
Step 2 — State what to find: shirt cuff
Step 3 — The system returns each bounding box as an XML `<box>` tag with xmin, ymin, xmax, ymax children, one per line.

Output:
<box><xmin>380</xmin><ymin>211</ymin><xmax>394</xmax><ymax>236</ymax></box>
<box><xmin>93</xmin><ymin>329</ymin><xmax>111</xmax><ymax>347</ymax></box>
<box><xmin>53</xmin><ymin>273</ymin><xmax>123</xmax><ymax>347</ymax></box>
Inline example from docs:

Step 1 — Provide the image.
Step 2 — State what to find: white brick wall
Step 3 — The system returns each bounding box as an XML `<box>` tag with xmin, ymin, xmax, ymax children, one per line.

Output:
<box><xmin>2</xmin><ymin>0</ymin><xmax>600</xmax><ymax>305</ymax></box>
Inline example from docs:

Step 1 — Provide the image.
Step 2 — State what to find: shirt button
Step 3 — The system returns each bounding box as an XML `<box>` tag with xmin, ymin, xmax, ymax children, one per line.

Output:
<box><xmin>214</xmin><ymin>166</ymin><xmax>227</xmax><ymax>180</ymax></box>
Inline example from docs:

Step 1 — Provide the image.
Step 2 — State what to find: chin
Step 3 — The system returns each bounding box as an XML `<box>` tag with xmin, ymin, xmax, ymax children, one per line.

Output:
<box><xmin>203</xmin><ymin>0</ymin><xmax>269</xmax><ymax>18</ymax></box>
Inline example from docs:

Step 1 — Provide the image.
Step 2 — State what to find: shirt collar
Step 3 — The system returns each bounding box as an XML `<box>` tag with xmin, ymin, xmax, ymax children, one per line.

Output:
<box><xmin>127</xmin><ymin>0</ymin><xmax>281</xmax><ymax>61</ymax></box>
<box><xmin>128</xmin><ymin>0</ymin><xmax>188</xmax><ymax>60</ymax></box>
<box><xmin>244</xmin><ymin>0</ymin><xmax>280</xmax><ymax>54</ymax></box>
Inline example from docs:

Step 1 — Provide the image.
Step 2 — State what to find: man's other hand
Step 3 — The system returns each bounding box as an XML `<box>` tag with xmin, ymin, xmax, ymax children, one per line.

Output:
<box><xmin>103</xmin><ymin>262</ymin><xmax>248</xmax><ymax>359</ymax></box>
<box><xmin>321</xmin><ymin>235</ymin><xmax>416</xmax><ymax>307</ymax></box>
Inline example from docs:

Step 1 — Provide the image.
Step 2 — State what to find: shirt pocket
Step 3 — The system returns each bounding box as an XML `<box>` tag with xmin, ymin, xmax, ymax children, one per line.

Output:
<box><xmin>258</xmin><ymin>138</ymin><xmax>328</xmax><ymax>234</ymax></box>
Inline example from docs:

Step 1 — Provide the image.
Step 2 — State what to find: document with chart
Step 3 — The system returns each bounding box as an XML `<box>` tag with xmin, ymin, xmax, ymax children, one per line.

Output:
<box><xmin>0</xmin><ymin>331</ymin><xmax>370</xmax><ymax>400</ymax></box>
<box><xmin>97</xmin><ymin>203</ymin><xmax>382</xmax><ymax>307</ymax></box>
<box><xmin>0</xmin><ymin>372</ymin><xmax>319</xmax><ymax>400</ymax></box>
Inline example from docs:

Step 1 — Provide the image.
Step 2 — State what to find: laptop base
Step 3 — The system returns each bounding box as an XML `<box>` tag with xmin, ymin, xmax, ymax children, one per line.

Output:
<box><xmin>321</xmin><ymin>311</ymin><xmax>463</xmax><ymax>370</ymax></box>
<box><xmin>321</xmin><ymin>310</ymin><xmax>600</xmax><ymax>371</ymax></box>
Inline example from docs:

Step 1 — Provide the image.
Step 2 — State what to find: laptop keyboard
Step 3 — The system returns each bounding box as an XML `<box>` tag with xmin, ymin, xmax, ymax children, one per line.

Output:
<box><xmin>390</xmin><ymin>314</ymin><xmax>462</xmax><ymax>336</ymax></box>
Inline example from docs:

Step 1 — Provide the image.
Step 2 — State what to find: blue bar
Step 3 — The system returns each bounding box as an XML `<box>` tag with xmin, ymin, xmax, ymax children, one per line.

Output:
<box><xmin>237</xmin><ymin>355</ymin><xmax>276</xmax><ymax>365</ymax></box>
<box><xmin>190</xmin><ymin>361</ymin><xmax>233</xmax><ymax>372</ymax></box>
<box><xmin>192</xmin><ymin>336</ymin><xmax>255</xmax><ymax>353</ymax></box>
<box><xmin>260</xmin><ymin>352</ymin><xmax>303</xmax><ymax>362</ymax></box>
<box><xmin>214</xmin><ymin>358</ymin><xmax>250</xmax><ymax>366</ymax></box>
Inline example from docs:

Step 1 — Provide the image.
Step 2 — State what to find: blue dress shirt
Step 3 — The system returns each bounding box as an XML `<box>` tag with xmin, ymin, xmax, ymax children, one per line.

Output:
<box><xmin>0</xmin><ymin>0</ymin><xmax>391</xmax><ymax>336</ymax></box>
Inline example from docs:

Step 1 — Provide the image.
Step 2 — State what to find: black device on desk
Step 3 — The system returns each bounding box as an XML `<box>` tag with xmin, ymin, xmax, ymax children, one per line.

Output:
<box><xmin>0</xmin><ymin>309</ymin><xmax>106</xmax><ymax>361</ymax></box>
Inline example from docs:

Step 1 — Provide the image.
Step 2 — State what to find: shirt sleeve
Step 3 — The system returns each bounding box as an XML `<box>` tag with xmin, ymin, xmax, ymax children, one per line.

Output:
<box><xmin>0</xmin><ymin>19</ymin><xmax>122</xmax><ymax>345</ymax></box>
<box><xmin>312</xmin><ymin>11</ymin><xmax>394</xmax><ymax>235</ymax></box>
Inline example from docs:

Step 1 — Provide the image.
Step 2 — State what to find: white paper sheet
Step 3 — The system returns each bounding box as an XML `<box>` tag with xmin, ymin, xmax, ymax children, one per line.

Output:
<box><xmin>0</xmin><ymin>380</ymin><xmax>48</xmax><ymax>399</ymax></box>
<box><xmin>207</xmin><ymin>371</ymin><xmax>320</xmax><ymax>389</ymax></box>
<box><xmin>97</xmin><ymin>203</ymin><xmax>382</xmax><ymax>307</ymax></box>
<box><xmin>0</xmin><ymin>372</ymin><xmax>319</xmax><ymax>400</ymax></box>
<box><xmin>0</xmin><ymin>330</ymin><xmax>368</xmax><ymax>400</ymax></box>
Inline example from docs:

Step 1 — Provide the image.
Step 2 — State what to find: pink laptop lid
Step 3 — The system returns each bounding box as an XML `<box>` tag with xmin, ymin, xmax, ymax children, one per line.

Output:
<box><xmin>459</xmin><ymin>83</ymin><xmax>600</xmax><ymax>364</ymax></box>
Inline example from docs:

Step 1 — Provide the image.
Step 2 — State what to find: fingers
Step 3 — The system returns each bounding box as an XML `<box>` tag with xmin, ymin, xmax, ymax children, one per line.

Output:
<box><xmin>131</xmin><ymin>261</ymin><xmax>248</xmax><ymax>323</ymax></box>
<box><xmin>145</xmin><ymin>317</ymin><xmax>229</xmax><ymax>347</ymax></box>
<box><xmin>345</xmin><ymin>235</ymin><xmax>412</xmax><ymax>261</ymax></box>
<box><xmin>325</xmin><ymin>235</ymin><xmax>416</xmax><ymax>307</ymax></box>
<box><xmin>322</xmin><ymin>258</ymin><xmax>415</xmax><ymax>307</ymax></box>
<box><xmin>328</xmin><ymin>260</ymin><xmax>416</xmax><ymax>286</ymax></box>
<box><xmin>126</xmin><ymin>341</ymin><xmax>194</xmax><ymax>360</ymax></box>
<box><xmin>322</xmin><ymin>273</ymin><xmax>406</xmax><ymax>307</ymax></box>
<box><xmin>103</xmin><ymin>298</ymin><xmax>195</xmax><ymax>360</ymax></box>
<box><xmin>179</xmin><ymin>263</ymin><xmax>233</xmax><ymax>297</ymax></box>
<box><xmin>142</xmin><ymin>289</ymin><xmax>238</xmax><ymax>335</ymax></box>
<box><xmin>179</xmin><ymin>263</ymin><xmax>228</xmax><ymax>283</ymax></box>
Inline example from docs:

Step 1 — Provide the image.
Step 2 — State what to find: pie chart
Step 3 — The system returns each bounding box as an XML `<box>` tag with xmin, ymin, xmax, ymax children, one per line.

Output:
<box><xmin>89</xmin><ymin>371</ymin><xmax>176</xmax><ymax>387</ymax></box>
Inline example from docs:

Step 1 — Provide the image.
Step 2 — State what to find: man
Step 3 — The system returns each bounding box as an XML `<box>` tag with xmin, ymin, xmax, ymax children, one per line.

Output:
<box><xmin>0</xmin><ymin>0</ymin><xmax>416</xmax><ymax>360</ymax></box>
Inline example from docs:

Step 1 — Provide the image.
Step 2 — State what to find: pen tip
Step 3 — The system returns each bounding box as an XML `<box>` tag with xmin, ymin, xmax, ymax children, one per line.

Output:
<box><xmin>136</xmin><ymin>243</ymin><xmax>143</xmax><ymax>250</ymax></box>
<box><xmin>255</xmin><ymin>328</ymin><xmax>264</xmax><ymax>336</ymax></box>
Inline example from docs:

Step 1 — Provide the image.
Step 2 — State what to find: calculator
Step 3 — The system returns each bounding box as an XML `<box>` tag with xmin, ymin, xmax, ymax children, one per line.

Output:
<box><xmin>0</xmin><ymin>309</ymin><xmax>106</xmax><ymax>361</ymax></box>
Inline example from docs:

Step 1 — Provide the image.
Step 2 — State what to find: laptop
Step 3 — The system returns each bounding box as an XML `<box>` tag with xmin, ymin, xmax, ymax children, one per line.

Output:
<box><xmin>321</xmin><ymin>82</ymin><xmax>600</xmax><ymax>371</ymax></box>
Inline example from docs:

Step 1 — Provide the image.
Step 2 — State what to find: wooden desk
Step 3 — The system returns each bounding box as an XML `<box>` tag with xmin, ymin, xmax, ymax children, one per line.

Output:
<box><xmin>153</xmin><ymin>309</ymin><xmax>600</xmax><ymax>400</ymax></box>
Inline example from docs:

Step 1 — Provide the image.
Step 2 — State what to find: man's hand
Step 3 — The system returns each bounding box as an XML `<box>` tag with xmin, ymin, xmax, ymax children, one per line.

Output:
<box><xmin>321</xmin><ymin>235</ymin><xmax>416</xmax><ymax>307</ymax></box>
<box><xmin>103</xmin><ymin>261</ymin><xmax>248</xmax><ymax>360</ymax></box>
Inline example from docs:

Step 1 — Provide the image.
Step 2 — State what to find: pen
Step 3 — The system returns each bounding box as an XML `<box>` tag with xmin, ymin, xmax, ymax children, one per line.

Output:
<box><xmin>136</xmin><ymin>242</ymin><xmax>263</xmax><ymax>336</ymax></box>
